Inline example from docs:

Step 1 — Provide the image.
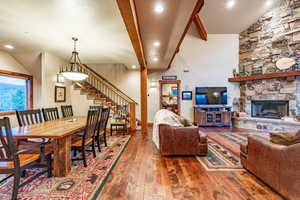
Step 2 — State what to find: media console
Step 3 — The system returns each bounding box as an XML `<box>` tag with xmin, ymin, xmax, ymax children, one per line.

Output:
<box><xmin>193</xmin><ymin>105</ymin><xmax>232</xmax><ymax>127</ymax></box>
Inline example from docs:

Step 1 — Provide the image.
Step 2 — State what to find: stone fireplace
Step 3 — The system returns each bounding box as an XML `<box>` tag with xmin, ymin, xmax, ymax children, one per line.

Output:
<box><xmin>251</xmin><ymin>100</ymin><xmax>289</xmax><ymax>119</ymax></box>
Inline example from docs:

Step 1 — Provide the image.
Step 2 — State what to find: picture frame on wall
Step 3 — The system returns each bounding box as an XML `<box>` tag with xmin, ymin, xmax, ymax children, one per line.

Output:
<box><xmin>55</xmin><ymin>86</ymin><xmax>66</xmax><ymax>102</ymax></box>
<box><xmin>182</xmin><ymin>91</ymin><xmax>192</xmax><ymax>100</ymax></box>
<box><xmin>162</xmin><ymin>75</ymin><xmax>177</xmax><ymax>80</ymax></box>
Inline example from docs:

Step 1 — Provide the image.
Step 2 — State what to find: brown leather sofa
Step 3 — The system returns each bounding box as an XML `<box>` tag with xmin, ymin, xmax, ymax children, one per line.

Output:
<box><xmin>158</xmin><ymin>124</ymin><xmax>207</xmax><ymax>156</ymax></box>
<box><xmin>240</xmin><ymin>135</ymin><xmax>300</xmax><ymax>200</ymax></box>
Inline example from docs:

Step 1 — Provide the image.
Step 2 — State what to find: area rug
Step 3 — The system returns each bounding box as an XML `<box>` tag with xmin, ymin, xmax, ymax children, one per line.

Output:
<box><xmin>196</xmin><ymin>138</ymin><xmax>244</xmax><ymax>171</ymax></box>
<box><xmin>0</xmin><ymin>135</ymin><xmax>131</xmax><ymax>200</ymax></box>
<box><xmin>197</xmin><ymin>131</ymin><xmax>269</xmax><ymax>171</ymax></box>
<box><xmin>208</xmin><ymin>132</ymin><xmax>269</xmax><ymax>156</ymax></box>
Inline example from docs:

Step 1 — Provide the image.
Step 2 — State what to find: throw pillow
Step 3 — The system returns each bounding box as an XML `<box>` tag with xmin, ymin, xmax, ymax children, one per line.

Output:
<box><xmin>179</xmin><ymin>116</ymin><xmax>193</xmax><ymax>127</ymax></box>
<box><xmin>270</xmin><ymin>132</ymin><xmax>296</xmax><ymax>146</ymax></box>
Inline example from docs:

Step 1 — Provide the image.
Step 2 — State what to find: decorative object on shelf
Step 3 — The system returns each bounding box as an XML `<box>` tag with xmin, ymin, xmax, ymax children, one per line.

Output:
<box><xmin>171</xmin><ymin>86</ymin><xmax>178</xmax><ymax>96</ymax></box>
<box><xmin>276</xmin><ymin>57</ymin><xmax>296</xmax><ymax>70</ymax></box>
<box><xmin>57</xmin><ymin>74</ymin><xmax>65</xmax><ymax>83</ymax></box>
<box><xmin>251</xmin><ymin>66</ymin><xmax>263</xmax><ymax>75</ymax></box>
<box><xmin>182</xmin><ymin>91</ymin><xmax>192</xmax><ymax>100</ymax></box>
<box><xmin>162</xmin><ymin>75</ymin><xmax>177</xmax><ymax>80</ymax></box>
<box><xmin>60</xmin><ymin>37</ymin><xmax>88</xmax><ymax>81</ymax></box>
<box><xmin>233</xmin><ymin>69</ymin><xmax>238</xmax><ymax>77</ymax></box>
<box><xmin>55</xmin><ymin>86</ymin><xmax>66</xmax><ymax>102</ymax></box>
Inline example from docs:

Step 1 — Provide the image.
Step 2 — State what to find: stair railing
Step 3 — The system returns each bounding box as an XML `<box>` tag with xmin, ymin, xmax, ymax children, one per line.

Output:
<box><xmin>76</xmin><ymin>64</ymin><xmax>137</xmax><ymax>131</ymax></box>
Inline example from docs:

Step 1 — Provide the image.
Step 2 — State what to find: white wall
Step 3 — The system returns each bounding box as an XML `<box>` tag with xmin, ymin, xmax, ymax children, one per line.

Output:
<box><xmin>148</xmin><ymin>34</ymin><xmax>240</xmax><ymax>122</ymax></box>
<box><xmin>41</xmin><ymin>52</ymin><xmax>73</xmax><ymax>116</ymax></box>
<box><xmin>89</xmin><ymin>63</ymin><xmax>141</xmax><ymax>119</ymax></box>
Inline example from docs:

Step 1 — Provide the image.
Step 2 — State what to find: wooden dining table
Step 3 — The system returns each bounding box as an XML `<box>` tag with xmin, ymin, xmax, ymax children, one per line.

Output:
<box><xmin>11</xmin><ymin>116</ymin><xmax>87</xmax><ymax>177</ymax></box>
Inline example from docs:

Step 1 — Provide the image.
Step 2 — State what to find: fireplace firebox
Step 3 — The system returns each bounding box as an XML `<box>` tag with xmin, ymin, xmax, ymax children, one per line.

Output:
<box><xmin>251</xmin><ymin>100</ymin><xmax>289</xmax><ymax>119</ymax></box>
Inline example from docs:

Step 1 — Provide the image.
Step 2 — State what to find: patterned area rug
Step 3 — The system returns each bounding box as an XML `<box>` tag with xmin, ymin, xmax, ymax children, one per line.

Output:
<box><xmin>0</xmin><ymin>135</ymin><xmax>131</xmax><ymax>200</ymax></box>
<box><xmin>196</xmin><ymin>138</ymin><xmax>244</xmax><ymax>171</ymax></box>
<box><xmin>197</xmin><ymin>131</ymin><xmax>269</xmax><ymax>171</ymax></box>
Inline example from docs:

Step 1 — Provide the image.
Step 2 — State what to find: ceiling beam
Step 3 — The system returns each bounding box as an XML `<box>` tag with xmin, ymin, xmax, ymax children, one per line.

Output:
<box><xmin>116</xmin><ymin>0</ymin><xmax>147</xmax><ymax>69</ymax></box>
<box><xmin>193</xmin><ymin>15</ymin><xmax>207</xmax><ymax>41</ymax></box>
<box><xmin>167</xmin><ymin>0</ymin><xmax>204</xmax><ymax>69</ymax></box>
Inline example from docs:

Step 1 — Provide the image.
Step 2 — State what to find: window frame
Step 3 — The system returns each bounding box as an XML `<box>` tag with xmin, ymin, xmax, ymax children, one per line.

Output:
<box><xmin>0</xmin><ymin>69</ymin><xmax>33</xmax><ymax>116</ymax></box>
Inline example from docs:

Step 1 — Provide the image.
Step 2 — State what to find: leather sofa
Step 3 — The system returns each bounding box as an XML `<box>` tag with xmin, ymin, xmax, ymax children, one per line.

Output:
<box><xmin>240</xmin><ymin>135</ymin><xmax>300</xmax><ymax>200</ymax></box>
<box><xmin>158</xmin><ymin>124</ymin><xmax>207</xmax><ymax>156</ymax></box>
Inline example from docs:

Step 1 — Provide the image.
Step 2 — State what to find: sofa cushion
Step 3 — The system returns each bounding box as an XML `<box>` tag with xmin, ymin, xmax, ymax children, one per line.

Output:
<box><xmin>270</xmin><ymin>132</ymin><xmax>296</xmax><ymax>146</ymax></box>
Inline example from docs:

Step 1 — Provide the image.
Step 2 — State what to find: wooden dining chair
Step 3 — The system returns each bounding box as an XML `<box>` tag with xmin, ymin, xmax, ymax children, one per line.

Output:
<box><xmin>42</xmin><ymin>107</ymin><xmax>60</xmax><ymax>121</ymax></box>
<box><xmin>0</xmin><ymin>117</ymin><xmax>52</xmax><ymax>200</ymax></box>
<box><xmin>16</xmin><ymin>109</ymin><xmax>43</xmax><ymax>127</ymax></box>
<box><xmin>71</xmin><ymin>110</ymin><xmax>100</xmax><ymax>167</ymax></box>
<box><xmin>89</xmin><ymin>105</ymin><xmax>103</xmax><ymax>111</ymax></box>
<box><xmin>95</xmin><ymin>107</ymin><xmax>110</xmax><ymax>152</ymax></box>
<box><xmin>61</xmin><ymin>105</ymin><xmax>73</xmax><ymax>118</ymax></box>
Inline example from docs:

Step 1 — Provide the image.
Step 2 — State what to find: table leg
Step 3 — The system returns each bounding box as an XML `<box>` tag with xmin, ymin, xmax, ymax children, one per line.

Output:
<box><xmin>53</xmin><ymin>136</ymin><xmax>71</xmax><ymax>177</ymax></box>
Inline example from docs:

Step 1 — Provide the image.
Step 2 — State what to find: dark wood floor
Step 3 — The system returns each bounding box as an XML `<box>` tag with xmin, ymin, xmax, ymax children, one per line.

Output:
<box><xmin>97</xmin><ymin>127</ymin><xmax>284</xmax><ymax>200</ymax></box>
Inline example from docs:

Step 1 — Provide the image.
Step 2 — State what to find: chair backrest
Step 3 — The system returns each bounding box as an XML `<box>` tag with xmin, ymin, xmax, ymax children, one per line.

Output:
<box><xmin>42</xmin><ymin>107</ymin><xmax>60</xmax><ymax>121</ymax></box>
<box><xmin>61</xmin><ymin>105</ymin><xmax>73</xmax><ymax>118</ymax></box>
<box><xmin>0</xmin><ymin>117</ymin><xmax>19</xmax><ymax>165</ymax></box>
<box><xmin>89</xmin><ymin>105</ymin><xmax>103</xmax><ymax>111</ymax></box>
<box><xmin>99</xmin><ymin>107</ymin><xmax>110</xmax><ymax>131</ymax></box>
<box><xmin>84</xmin><ymin>110</ymin><xmax>100</xmax><ymax>140</ymax></box>
<box><xmin>16</xmin><ymin>109</ymin><xmax>43</xmax><ymax>127</ymax></box>
<box><xmin>115</xmin><ymin>105</ymin><xmax>128</xmax><ymax>121</ymax></box>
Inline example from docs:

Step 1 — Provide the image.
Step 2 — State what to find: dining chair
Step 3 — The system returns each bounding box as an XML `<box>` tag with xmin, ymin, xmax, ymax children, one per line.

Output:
<box><xmin>111</xmin><ymin>105</ymin><xmax>128</xmax><ymax>136</ymax></box>
<box><xmin>0</xmin><ymin>117</ymin><xmax>52</xmax><ymax>200</ymax></box>
<box><xmin>16</xmin><ymin>109</ymin><xmax>43</xmax><ymax>127</ymax></box>
<box><xmin>95</xmin><ymin>107</ymin><xmax>110</xmax><ymax>152</ymax></box>
<box><xmin>42</xmin><ymin>107</ymin><xmax>60</xmax><ymax>121</ymax></box>
<box><xmin>61</xmin><ymin>105</ymin><xmax>73</xmax><ymax>118</ymax></box>
<box><xmin>89</xmin><ymin>105</ymin><xmax>103</xmax><ymax>110</ymax></box>
<box><xmin>71</xmin><ymin>110</ymin><xmax>100</xmax><ymax>167</ymax></box>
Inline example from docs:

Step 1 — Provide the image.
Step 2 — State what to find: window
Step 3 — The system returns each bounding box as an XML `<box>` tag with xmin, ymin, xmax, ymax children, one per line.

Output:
<box><xmin>0</xmin><ymin>70</ymin><xmax>33</xmax><ymax>115</ymax></box>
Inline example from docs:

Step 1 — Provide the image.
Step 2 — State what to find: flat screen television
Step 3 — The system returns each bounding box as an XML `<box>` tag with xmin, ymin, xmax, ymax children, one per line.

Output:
<box><xmin>195</xmin><ymin>87</ymin><xmax>227</xmax><ymax>105</ymax></box>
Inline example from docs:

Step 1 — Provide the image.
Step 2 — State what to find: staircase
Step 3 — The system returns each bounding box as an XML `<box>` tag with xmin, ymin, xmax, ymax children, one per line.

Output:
<box><xmin>72</xmin><ymin>64</ymin><xmax>137</xmax><ymax>131</ymax></box>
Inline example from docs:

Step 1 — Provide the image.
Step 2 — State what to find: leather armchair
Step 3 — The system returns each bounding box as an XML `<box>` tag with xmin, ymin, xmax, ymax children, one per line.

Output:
<box><xmin>240</xmin><ymin>135</ymin><xmax>300</xmax><ymax>200</ymax></box>
<box><xmin>158</xmin><ymin>124</ymin><xmax>207</xmax><ymax>156</ymax></box>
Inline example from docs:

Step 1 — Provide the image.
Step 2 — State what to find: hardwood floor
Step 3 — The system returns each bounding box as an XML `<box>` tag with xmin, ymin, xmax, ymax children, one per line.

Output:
<box><xmin>97</xmin><ymin>128</ymin><xmax>284</xmax><ymax>200</ymax></box>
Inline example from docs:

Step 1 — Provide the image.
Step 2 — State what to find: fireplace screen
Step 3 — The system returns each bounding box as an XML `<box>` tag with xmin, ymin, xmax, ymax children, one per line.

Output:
<box><xmin>251</xmin><ymin>100</ymin><xmax>289</xmax><ymax>119</ymax></box>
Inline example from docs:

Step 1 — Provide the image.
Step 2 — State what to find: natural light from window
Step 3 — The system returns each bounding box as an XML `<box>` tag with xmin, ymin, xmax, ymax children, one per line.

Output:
<box><xmin>0</xmin><ymin>75</ymin><xmax>26</xmax><ymax>112</ymax></box>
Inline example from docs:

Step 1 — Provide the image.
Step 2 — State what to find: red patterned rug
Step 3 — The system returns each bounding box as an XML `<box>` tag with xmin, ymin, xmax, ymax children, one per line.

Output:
<box><xmin>0</xmin><ymin>135</ymin><xmax>131</xmax><ymax>200</ymax></box>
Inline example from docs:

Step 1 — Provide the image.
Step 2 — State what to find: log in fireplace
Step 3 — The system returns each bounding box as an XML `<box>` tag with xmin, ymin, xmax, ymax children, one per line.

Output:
<box><xmin>251</xmin><ymin>100</ymin><xmax>289</xmax><ymax>119</ymax></box>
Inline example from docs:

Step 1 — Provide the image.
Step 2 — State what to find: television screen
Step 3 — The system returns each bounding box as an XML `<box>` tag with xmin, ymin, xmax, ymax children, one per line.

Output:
<box><xmin>195</xmin><ymin>87</ymin><xmax>227</xmax><ymax>105</ymax></box>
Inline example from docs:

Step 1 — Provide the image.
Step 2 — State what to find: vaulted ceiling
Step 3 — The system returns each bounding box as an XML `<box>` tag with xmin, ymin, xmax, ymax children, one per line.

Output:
<box><xmin>0</xmin><ymin>0</ymin><xmax>284</xmax><ymax>70</ymax></box>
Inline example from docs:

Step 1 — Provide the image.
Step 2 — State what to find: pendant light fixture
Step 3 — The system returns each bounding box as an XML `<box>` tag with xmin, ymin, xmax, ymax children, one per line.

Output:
<box><xmin>60</xmin><ymin>37</ymin><xmax>88</xmax><ymax>81</ymax></box>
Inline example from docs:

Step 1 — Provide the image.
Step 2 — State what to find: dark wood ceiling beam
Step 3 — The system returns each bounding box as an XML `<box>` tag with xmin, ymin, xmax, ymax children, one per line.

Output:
<box><xmin>167</xmin><ymin>0</ymin><xmax>204</xmax><ymax>69</ymax></box>
<box><xmin>193</xmin><ymin>15</ymin><xmax>207</xmax><ymax>41</ymax></box>
<box><xmin>116</xmin><ymin>0</ymin><xmax>147</xmax><ymax>69</ymax></box>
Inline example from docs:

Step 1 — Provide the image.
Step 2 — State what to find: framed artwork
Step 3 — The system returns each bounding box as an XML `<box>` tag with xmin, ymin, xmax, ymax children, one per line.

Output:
<box><xmin>182</xmin><ymin>91</ymin><xmax>192</xmax><ymax>100</ymax></box>
<box><xmin>55</xmin><ymin>86</ymin><xmax>66</xmax><ymax>102</ymax></box>
<box><xmin>162</xmin><ymin>75</ymin><xmax>177</xmax><ymax>80</ymax></box>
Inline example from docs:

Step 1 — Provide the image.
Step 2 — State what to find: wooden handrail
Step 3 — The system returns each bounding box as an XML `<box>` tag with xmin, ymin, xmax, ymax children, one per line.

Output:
<box><xmin>82</xmin><ymin>64</ymin><xmax>138</xmax><ymax>104</ymax></box>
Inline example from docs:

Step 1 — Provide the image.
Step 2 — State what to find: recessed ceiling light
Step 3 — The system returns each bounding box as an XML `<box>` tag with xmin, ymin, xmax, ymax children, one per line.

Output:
<box><xmin>265</xmin><ymin>0</ymin><xmax>273</xmax><ymax>7</ymax></box>
<box><xmin>153</xmin><ymin>57</ymin><xmax>159</xmax><ymax>62</ymax></box>
<box><xmin>153</xmin><ymin>41</ymin><xmax>161</xmax><ymax>47</ymax></box>
<box><xmin>132</xmin><ymin>65</ymin><xmax>137</xmax><ymax>69</ymax></box>
<box><xmin>4</xmin><ymin>44</ymin><xmax>14</xmax><ymax>49</ymax></box>
<box><xmin>226</xmin><ymin>0</ymin><xmax>235</xmax><ymax>9</ymax></box>
<box><xmin>154</xmin><ymin>3</ymin><xmax>164</xmax><ymax>13</ymax></box>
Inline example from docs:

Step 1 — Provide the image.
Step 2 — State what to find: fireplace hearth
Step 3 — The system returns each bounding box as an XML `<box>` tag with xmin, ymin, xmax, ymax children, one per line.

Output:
<box><xmin>251</xmin><ymin>100</ymin><xmax>289</xmax><ymax>119</ymax></box>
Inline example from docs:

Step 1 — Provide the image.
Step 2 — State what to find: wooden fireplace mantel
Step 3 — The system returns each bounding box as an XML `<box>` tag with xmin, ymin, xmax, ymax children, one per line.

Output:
<box><xmin>228</xmin><ymin>71</ymin><xmax>300</xmax><ymax>83</ymax></box>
